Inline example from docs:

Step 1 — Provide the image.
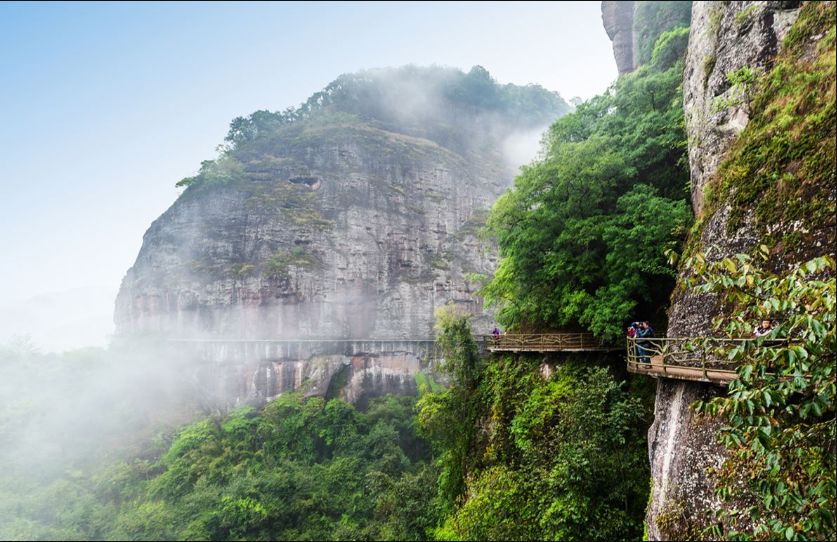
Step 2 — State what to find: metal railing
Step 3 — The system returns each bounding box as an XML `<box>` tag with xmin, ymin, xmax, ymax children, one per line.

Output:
<box><xmin>480</xmin><ymin>333</ymin><xmax>616</xmax><ymax>352</ymax></box>
<box><xmin>626</xmin><ymin>336</ymin><xmax>784</xmax><ymax>385</ymax></box>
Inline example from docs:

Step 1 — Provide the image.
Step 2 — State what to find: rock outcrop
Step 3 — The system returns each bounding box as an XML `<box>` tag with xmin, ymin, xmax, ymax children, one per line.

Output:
<box><xmin>116</xmin><ymin>66</ymin><xmax>568</xmax><ymax>403</ymax></box>
<box><xmin>177</xmin><ymin>339</ymin><xmax>442</xmax><ymax>406</ymax></box>
<box><xmin>602</xmin><ymin>1</ymin><xmax>693</xmax><ymax>75</ymax></box>
<box><xmin>683</xmin><ymin>0</ymin><xmax>801</xmax><ymax>216</ymax></box>
<box><xmin>602</xmin><ymin>0</ymin><xmax>637</xmax><ymax>74</ymax></box>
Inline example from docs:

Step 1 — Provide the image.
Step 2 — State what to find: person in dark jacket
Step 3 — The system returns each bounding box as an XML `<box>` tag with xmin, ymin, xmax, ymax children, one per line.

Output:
<box><xmin>635</xmin><ymin>321</ymin><xmax>654</xmax><ymax>363</ymax></box>
<box><xmin>754</xmin><ymin>319</ymin><xmax>774</xmax><ymax>337</ymax></box>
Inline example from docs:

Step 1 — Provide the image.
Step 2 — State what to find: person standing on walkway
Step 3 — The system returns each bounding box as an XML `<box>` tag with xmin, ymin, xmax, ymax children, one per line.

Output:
<box><xmin>754</xmin><ymin>319</ymin><xmax>774</xmax><ymax>337</ymax></box>
<box><xmin>635</xmin><ymin>321</ymin><xmax>654</xmax><ymax>363</ymax></box>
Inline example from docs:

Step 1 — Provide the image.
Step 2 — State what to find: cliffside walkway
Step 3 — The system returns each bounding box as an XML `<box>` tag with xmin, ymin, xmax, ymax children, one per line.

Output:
<box><xmin>165</xmin><ymin>334</ymin><xmax>620</xmax><ymax>362</ymax></box>
<box><xmin>166</xmin><ymin>338</ymin><xmax>441</xmax><ymax>363</ymax></box>
<box><xmin>626</xmin><ymin>337</ymin><xmax>785</xmax><ymax>386</ymax></box>
<box><xmin>481</xmin><ymin>333</ymin><xmax>620</xmax><ymax>353</ymax></box>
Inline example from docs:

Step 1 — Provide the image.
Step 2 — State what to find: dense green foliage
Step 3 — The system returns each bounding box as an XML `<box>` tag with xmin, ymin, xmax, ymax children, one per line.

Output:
<box><xmin>417</xmin><ymin>306</ymin><xmax>483</xmax><ymax>514</ymax></box>
<box><xmin>687</xmin><ymin>250</ymin><xmax>836</xmax><ymax>541</ymax></box>
<box><xmin>1</xmin><ymin>391</ymin><xmax>439</xmax><ymax>541</ymax></box>
<box><xmin>483</xmin><ymin>28</ymin><xmax>692</xmax><ymax>341</ymax></box>
<box><xmin>419</xmin><ymin>309</ymin><xmax>653</xmax><ymax>540</ymax></box>
<box><xmin>224</xmin><ymin>65</ymin><xmax>569</xmax><ymax>151</ymax></box>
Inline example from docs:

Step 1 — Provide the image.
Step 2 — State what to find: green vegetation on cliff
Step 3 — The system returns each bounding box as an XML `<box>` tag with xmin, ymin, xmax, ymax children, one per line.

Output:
<box><xmin>633</xmin><ymin>1</ymin><xmax>693</xmax><ymax>66</ymax></box>
<box><xmin>483</xmin><ymin>26</ymin><xmax>692</xmax><ymax>340</ymax></box>
<box><xmin>689</xmin><ymin>251</ymin><xmax>836</xmax><ymax>541</ymax></box>
<box><xmin>677</xmin><ymin>3</ymin><xmax>837</xmax><ymax>540</ymax></box>
<box><xmin>418</xmin><ymin>306</ymin><xmax>653</xmax><ymax>540</ymax></box>
<box><xmin>224</xmin><ymin>65</ymin><xmax>569</xmax><ymax>152</ymax></box>
<box><xmin>179</xmin><ymin>65</ymin><xmax>570</xmax><ymax>192</ymax></box>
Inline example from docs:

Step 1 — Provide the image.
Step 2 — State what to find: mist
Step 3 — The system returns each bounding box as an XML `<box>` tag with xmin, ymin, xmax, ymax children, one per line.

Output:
<box><xmin>0</xmin><ymin>334</ymin><xmax>232</xmax><ymax>537</ymax></box>
<box><xmin>0</xmin><ymin>64</ymin><xmax>569</xmax><ymax>539</ymax></box>
<box><xmin>0</xmin><ymin>286</ymin><xmax>116</xmax><ymax>352</ymax></box>
<box><xmin>341</xmin><ymin>66</ymin><xmax>566</xmax><ymax>172</ymax></box>
<box><xmin>501</xmin><ymin>125</ymin><xmax>550</xmax><ymax>171</ymax></box>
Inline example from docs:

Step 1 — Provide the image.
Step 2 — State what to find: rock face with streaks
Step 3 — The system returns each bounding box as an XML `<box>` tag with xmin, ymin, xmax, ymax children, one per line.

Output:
<box><xmin>116</xmin><ymin>65</ymin><xmax>568</xmax><ymax>403</ymax></box>
<box><xmin>682</xmin><ymin>0</ymin><xmax>802</xmax><ymax>216</ymax></box>
<box><xmin>638</xmin><ymin>1</ymin><xmax>836</xmax><ymax>539</ymax></box>
<box><xmin>178</xmin><ymin>338</ymin><xmax>443</xmax><ymax>406</ymax></box>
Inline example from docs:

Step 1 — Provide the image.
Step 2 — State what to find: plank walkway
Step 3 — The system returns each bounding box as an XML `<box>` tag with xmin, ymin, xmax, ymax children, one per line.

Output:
<box><xmin>165</xmin><ymin>338</ymin><xmax>441</xmax><ymax>362</ymax></box>
<box><xmin>625</xmin><ymin>337</ymin><xmax>784</xmax><ymax>386</ymax></box>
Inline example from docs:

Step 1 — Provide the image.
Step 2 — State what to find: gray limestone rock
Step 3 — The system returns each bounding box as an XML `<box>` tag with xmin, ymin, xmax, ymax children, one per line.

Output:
<box><xmin>115</xmin><ymin>67</ymin><xmax>566</xmax><ymax>403</ymax></box>
<box><xmin>602</xmin><ymin>0</ymin><xmax>637</xmax><ymax>75</ymax></box>
<box><xmin>683</xmin><ymin>0</ymin><xmax>801</xmax><ymax>216</ymax></box>
<box><xmin>646</xmin><ymin>2</ymin><xmax>804</xmax><ymax>539</ymax></box>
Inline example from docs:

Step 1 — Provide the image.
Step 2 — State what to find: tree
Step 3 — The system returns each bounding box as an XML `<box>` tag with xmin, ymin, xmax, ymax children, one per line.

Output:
<box><xmin>483</xmin><ymin>39</ymin><xmax>692</xmax><ymax>340</ymax></box>
<box><xmin>417</xmin><ymin>305</ymin><xmax>482</xmax><ymax>514</ymax></box>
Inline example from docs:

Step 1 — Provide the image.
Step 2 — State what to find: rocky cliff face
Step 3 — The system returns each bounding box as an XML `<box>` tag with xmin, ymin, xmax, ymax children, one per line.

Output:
<box><xmin>116</xmin><ymin>66</ymin><xmax>567</xmax><ymax>403</ymax></box>
<box><xmin>602</xmin><ymin>1</ymin><xmax>693</xmax><ymax>75</ymax></box>
<box><xmin>642</xmin><ymin>1</ymin><xmax>835</xmax><ymax>539</ymax></box>
<box><xmin>177</xmin><ymin>339</ymin><xmax>443</xmax><ymax>407</ymax></box>
<box><xmin>602</xmin><ymin>1</ymin><xmax>637</xmax><ymax>75</ymax></box>
<box><xmin>683</xmin><ymin>0</ymin><xmax>801</xmax><ymax>217</ymax></box>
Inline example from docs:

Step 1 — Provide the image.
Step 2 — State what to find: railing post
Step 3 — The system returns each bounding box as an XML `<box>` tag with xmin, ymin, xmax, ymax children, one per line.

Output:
<box><xmin>661</xmin><ymin>340</ymin><xmax>667</xmax><ymax>376</ymax></box>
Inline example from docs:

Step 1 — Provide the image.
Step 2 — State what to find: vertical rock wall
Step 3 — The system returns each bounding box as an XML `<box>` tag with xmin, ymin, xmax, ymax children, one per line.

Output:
<box><xmin>602</xmin><ymin>1</ymin><xmax>693</xmax><ymax>75</ymax></box>
<box><xmin>683</xmin><ymin>0</ymin><xmax>801</xmax><ymax>217</ymax></box>
<box><xmin>644</xmin><ymin>2</ymin><xmax>832</xmax><ymax>540</ymax></box>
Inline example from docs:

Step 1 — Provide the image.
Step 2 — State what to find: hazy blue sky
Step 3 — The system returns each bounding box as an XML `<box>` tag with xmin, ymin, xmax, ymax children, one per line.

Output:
<box><xmin>0</xmin><ymin>1</ymin><xmax>617</xmax><ymax>351</ymax></box>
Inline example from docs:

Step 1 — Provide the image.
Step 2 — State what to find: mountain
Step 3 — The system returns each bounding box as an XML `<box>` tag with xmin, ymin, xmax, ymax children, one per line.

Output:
<box><xmin>116</xmin><ymin>66</ymin><xmax>567</xmax><ymax>341</ymax></box>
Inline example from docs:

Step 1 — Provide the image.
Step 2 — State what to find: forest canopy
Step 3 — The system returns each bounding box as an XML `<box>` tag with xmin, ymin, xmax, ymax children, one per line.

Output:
<box><xmin>482</xmin><ymin>26</ymin><xmax>693</xmax><ymax>340</ymax></box>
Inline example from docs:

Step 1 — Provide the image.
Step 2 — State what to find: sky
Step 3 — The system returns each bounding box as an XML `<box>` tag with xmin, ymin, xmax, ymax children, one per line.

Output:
<box><xmin>0</xmin><ymin>1</ymin><xmax>618</xmax><ymax>351</ymax></box>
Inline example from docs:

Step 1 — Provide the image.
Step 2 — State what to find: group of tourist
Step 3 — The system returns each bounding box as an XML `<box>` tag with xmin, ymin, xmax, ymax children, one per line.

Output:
<box><xmin>627</xmin><ymin>321</ymin><xmax>654</xmax><ymax>363</ymax></box>
<box><xmin>625</xmin><ymin>318</ymin><xmax>777</xmax><ymax>365</ymax></box>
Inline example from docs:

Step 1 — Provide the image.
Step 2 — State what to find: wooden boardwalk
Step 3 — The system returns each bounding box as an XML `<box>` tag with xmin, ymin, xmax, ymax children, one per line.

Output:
<box><xmin>627</xmin><ymin>357</ymin><xmax>739</xmax><ymax>385</ymax></box>
<box><xmin>166</xmin><ymin>335</ymin><xmax>620</xmax><ymax>359</ymax></box>
<box><xmin>481</xmin><ymin>333</ymin><xmax>620</xmax><ymax>353</ymax></box>
<box><xmin>625</xmin><ymin>337</ymin><xmax>783</xmax><ymax>386</ymax></box>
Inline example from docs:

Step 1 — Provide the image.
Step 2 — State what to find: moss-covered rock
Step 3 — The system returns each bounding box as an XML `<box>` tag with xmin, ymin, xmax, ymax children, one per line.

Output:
<box><xmin>650</xmin><ymin>2</ymin><xmax>835</xmax><ymax>540</ymax></box>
